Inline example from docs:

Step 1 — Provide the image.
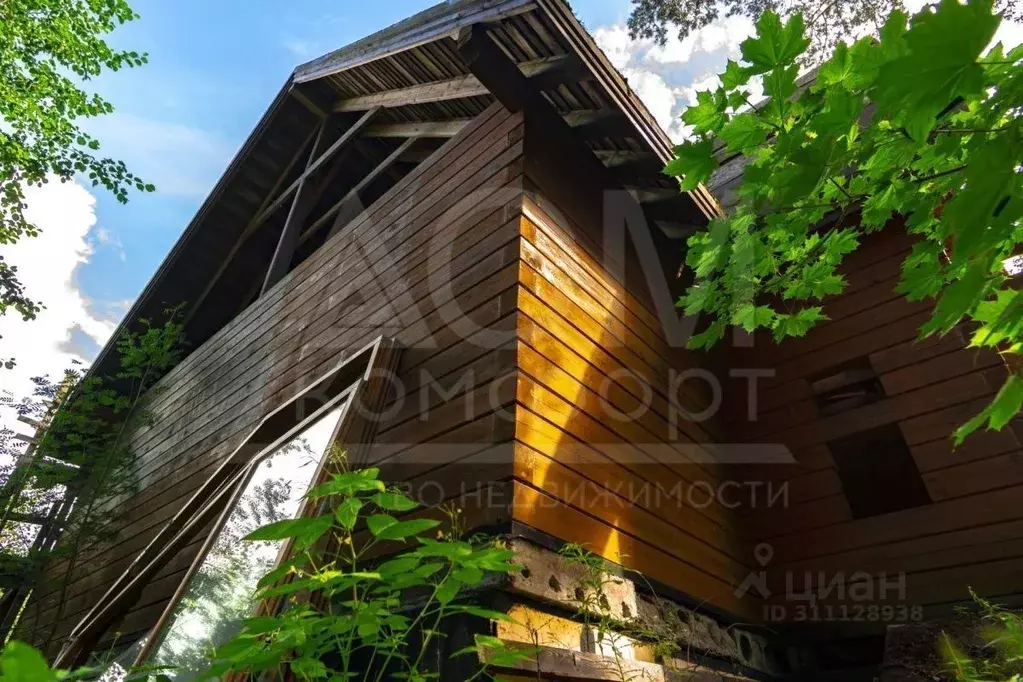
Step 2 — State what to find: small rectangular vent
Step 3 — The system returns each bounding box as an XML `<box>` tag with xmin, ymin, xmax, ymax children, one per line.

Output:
<box><xmin>828</xmin><ymin>424</ymin><xmax>931</xmax><ymax>518</ymax></box>
<box><xmin>810</xmin><ymin>358</ymin><xmax>885</xmax><ymax>416</ymax></box>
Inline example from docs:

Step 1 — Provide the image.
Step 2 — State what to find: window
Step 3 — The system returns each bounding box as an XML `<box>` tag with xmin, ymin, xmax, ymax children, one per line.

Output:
<box><xmin>145</xmin><ymin>396</ymin><xmax>351</xmax><ymax>681</ymax></box>
<box><xmin>827</xmin><ymin>424</ymin><xmax>931</xmax><ymax>519</ymax></box>
<box><xmin>58</xmin><ymin>336</ymin><xmax>400</xmax><ymax>670</ymax></box>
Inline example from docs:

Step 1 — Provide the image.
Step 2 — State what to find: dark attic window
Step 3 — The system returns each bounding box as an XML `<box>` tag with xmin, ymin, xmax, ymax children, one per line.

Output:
<box><xmin>827</xmin><ymin>424</ymin><xmax>932</xmax><ymax>519</ymax></box>
<box><xmin>810</xmin><ymin>357</ymin><xmax>886</xmax><ymax>417</ymax></box>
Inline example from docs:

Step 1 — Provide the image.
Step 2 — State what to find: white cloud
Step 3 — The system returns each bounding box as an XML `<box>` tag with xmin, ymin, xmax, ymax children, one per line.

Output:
<box><xmin>95</xmin><ymin>227</ymin><xmax>127</xmax><ymax>262</ymax></box>
<box><xmin>645</xmin><ymin>15</ymin><xmax>755</xmax><ymax>68</ymax></box>
<box><xmin>592</xmin><ymin>24</ymin><xmax>643</xmax><ymax>71</ymax></box>
<box><xmin>623</xmin><ymin>68</ymin><xmax>676</xmax><ymax>131</ymax></box>
<box><xmin>594</xmin><ymin>15</ymin><xmax>757</xmax><ymax>142</ymax></box>
<box><xmin>282</xmin><ymin>39</ymin><xmax>320</xmax><ymax>59</ymax></box>
<box><xmin>0</xmin><ymin>178</ymin><xmax>119</xmax><ymax>422</ymax></box>
<box><xmin>84</xmin><ymin>113</ymin><xmax>233</xmax><ymax>199</ymax></box>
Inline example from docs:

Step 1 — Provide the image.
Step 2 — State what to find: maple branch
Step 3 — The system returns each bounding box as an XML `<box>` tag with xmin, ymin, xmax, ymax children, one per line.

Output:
<box><xmin>913</xmin><ymin>165</ymin><xmax>968</xmax><ymax>183</ymax></box>
<box><xmin>829</xmin><ymin>177</ymin><xmax>855</xmax><ymax>201</ymax></box>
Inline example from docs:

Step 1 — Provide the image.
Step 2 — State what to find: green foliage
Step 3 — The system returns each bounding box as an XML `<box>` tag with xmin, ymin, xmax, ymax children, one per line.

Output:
<box><xmin>943</xmin><ymin>592</ymin><xmax>1023</xmax><ymax>681</ymax></box>
<box><xmin>201</xmin><ymin>467</ymin><xmax>529</xmax><ymax>682</ymax></box>
<box><xmin>0</xmin><ymin>640</ymin><xmax>95</xmax><ymax>682</ymax></box>
<box><xmin>0</xmin><ymin>306</ymin><xmax>187</xmax><ymax>645</ymax></box>
<box><xmin>0</xmin><ymin>0</ymin><xmax>151</xmax><ymax>364</ymax></box>
<box><xmin>665</xmin><ymin>0</ymin><xmax>1023</xmax><ymax>444</ymax></box>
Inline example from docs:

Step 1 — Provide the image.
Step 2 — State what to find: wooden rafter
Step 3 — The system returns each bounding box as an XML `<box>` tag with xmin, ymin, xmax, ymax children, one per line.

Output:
<box><xmin>595</xmin><ymin>150</ymin><xmax>663</xmax><ymax>178</ymax></box>
<box><xmin>563</xmin><ymin>109</ymin><xmax>632</xmax><ymax>139</ymax></box>
<box><xmin>184</xmin><ymin>125</ymin><xmax>321</xmax><ymax>326</ymax></box>
<box><xmin>290</xmin><ymin>86</ymin><xmax>327</xmax><ymax>118</ymax></box>
<box><xmin>359</xmin><ymin>110</ymin><xmax>630</xmax><ymax>142</ymax></box>
<box><xmin>251</xmin><ymin>108</ymin><xmax>381</xmax><ymax>232</ymax></box>
<box><xmin>261</xmin><ymin>107</ymin><xmax>381</xmax><ymax>294</ymax></box>
<box><xmin>363</xmin><ymin>120</ymin><xmax>470</xmax><ymax>138</ymax></box>
<box><xmin>303</xmin><ymin>137</ymin><xmax>420</xmax><ymax>243</ymax></box>
<box><xmin>626</xmin><ymin>188</ymin><xmax>697</xmax><ymax>225</ymax></box>
<box><xmin>332</xmin><ymin>54</ymin><xmax>582</xmax><ymax>112</ymax></box>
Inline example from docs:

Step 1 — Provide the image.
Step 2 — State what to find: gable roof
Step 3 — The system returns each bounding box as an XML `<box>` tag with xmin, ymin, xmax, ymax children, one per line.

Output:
<box><xmin>89</xmin><ymin>0</ymin><xmax>720</xmax><ymax>378</ymax></box>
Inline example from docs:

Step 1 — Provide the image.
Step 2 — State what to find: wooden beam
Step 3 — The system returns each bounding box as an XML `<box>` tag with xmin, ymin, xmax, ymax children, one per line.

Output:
<box><xmin>336</xmin><ymin>75</ymin><xmax>482</xmax><ymax>112</ymax></box>
<box><xmin>362</xmin><ymin>120</ymin><xmax>470</xmax><ymax>138</ymax></box>
<box><xmin>640</xmin><ymin>197</ymin><xmax>694</xmax><ymax>223</ymax></box>
<box><xmin>303</xmin><ymin>137</ymin><xmax>420</xmax><ymax>243</ymax></box>
<box><xmin>251</xmin><ymin>126</ymin><xmax>320</xmax><ymax>231</ymax></box>
<box><xmin>398</xmin><ymin>142</ymin><xmax>444</xmax><ymax>163</ymax></box>
<box><xmin>564</xmin><ymin>108</ymin><xmax>633</xmax><ymax>139</ymax></box>
<box><xmin>627</xmin><ymin>187</ymin><xmax>683</xmax><ymax>204</ymax></box>
<box><xmin>290</xmin><ymin>87</ymin><xmax>327</xmax><ymax>118</ymax></box>
<box><xmin>260</xmin><ymin>108</ymin><xmax>380</xmax><ymax>294</ymax></box>
<box><xmin>332</xmin><ymin>54</ymin><xmax>583</xmax><ymax>112</ymax></box>
<box><xmin>595</xmin><ymin>150</ymin><xmax>663</xmax><ymax>178</ymax></box>
<box><xmin>655</xmin><ymin>220</ymin><xmax>701</xmax><ymax>240</ymax></box>
<box><xmin>251</xmin><ymin>108</ymin><xmax>380</xmax><ymax>231</ymax></box>
<box><xmin>184</xmin><ymin>125</ymin><xmax>321</xmax><ymax>327</ymax></box>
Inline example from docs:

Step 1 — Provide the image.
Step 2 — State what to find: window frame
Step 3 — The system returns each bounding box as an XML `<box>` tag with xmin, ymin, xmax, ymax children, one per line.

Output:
<box><xmin>56</xmin><ymin>335</ymin><xmax>401</xmax><ymax>668</ymax></box>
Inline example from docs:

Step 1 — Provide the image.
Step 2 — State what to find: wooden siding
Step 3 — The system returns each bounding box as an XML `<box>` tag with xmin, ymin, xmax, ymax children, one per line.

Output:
<box><xmin>17</xmin><ymin>103</ymin><xmax>525</xmax><ymax>655</ymax></box>
<box><xmin>22</xmin><ymin>100</ymin><xmax>1022</xmax><ymax>657</ymax></box>
<box><xmin>507</xmin><ymin>123</ymin><xmax>756</xmax><ymax>620</ymax></box>
<box><xmin>726</xmin><ymin>226</ymin><xmax>1023</xmax><ymax>620</ymax></box>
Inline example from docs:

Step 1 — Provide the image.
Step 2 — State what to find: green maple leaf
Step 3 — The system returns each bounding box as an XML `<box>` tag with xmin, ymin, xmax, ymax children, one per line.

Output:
<box><xmin>783</xmin><ymin>262</ymin><xmax>846</xmax><ymax>300</ymax></box>
<box><xmin>666</xmin><ymin>139</ymin><xmax>718</xmax><ymax>191</ymax></box>
<box><xmin>970</xmin><ymin>290</ymin><xmax>1023</xmax><ymax>348</ymax></box>
<box><xmin>681</xmin><ymin>89</ymin><xmax>727</xmax><ymax>135</ymax></box>
<box><xmin>811</xmin><ymin>88</ymin><xmax>864</xmax><ymax>139</ymax></box>
<box><xmin>860</xmin><ymin>181</ymin><xmax>903</xmax><ymax>230</ymax></box>
<box><xmin>740</xmin><ymin>11</ymin><xmax>811</xmax><ymax>74</ymax></box>
<box><xmin>718</xmin><ymin>114</ymin><xmax>767</xmax><ymax>153</ymax></box>
<box><xmin>861</xmin><ymin>134</ymin><xmax>919</xmax><ymax>180</ymax></box>
<box><xmin>817</xmin><ymin>42</ymin><xmax>855</xmax><ymax>87</ymax></box>
<box><xmin>772</xmin><ymin>307</ymin><xmax>828</xmax><ymax>341</ymax></box>
<box><xmin>872</xmin><ymin>0</ymin><xmax>1000</xmax><ymax>141</ymax></box>
<box><xmin>763</xmin><ymin>64</ymin><xmax>799</xmax><ymax>100</ymax></box>
<box><xmin>771</xmin><ymin>144</ymin><xmax>831</xmax><ymax>206</ymax></box>
<box><xmin>679</xmin><ymin>282</ymin><xmax>720</xmax><ymax>316</ymax></box>
<box><xmin>821</xmin><ymin>229</ymin><xmax>860</xmax><ymax>264</ymax></box>
<box><xmin>954</xmin><ymin>374</ymin><xmax>1023</xmax><ymax>445</ymax></box>
<box><xmin>897</xmin><ymin>242</ymin><xmax>946</xmax><ymax>301</ymax></box>
<box><xmin>921</xmin><ymin>259</ymin><xmax>993</xmax><ymax>337</ymax></box>
<box><xmin>687</xmin><ymin>320</ymin><xmax>726</xmax><ymax>350</ymax></box>
<box><xmin>722</xmin><ymin>59</ymin><xmax>752</xmax><ymax>89</ymax></box>
<box><xmin>732</xmin><ymin>304</ymin><xmax>776</xmax><ymax>332</ymax></box>
<box><xmin>941</xmin><ymin>132</ymin><xmax>1022</xmax><ymax>266</ymax></box>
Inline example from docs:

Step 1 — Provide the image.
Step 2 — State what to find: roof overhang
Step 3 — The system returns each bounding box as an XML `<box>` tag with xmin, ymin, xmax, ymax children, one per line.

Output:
<box><xmin>87</xmin><ymin>0</ymin><xmax>721</xmax><ymax>383</ymax></box>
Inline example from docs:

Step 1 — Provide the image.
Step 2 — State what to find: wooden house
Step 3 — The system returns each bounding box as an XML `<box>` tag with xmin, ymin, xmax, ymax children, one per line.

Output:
<box><xmin>4</xmin><ymin>1</ymin><xmax>1021</xmax><ymax>679</ymax></box>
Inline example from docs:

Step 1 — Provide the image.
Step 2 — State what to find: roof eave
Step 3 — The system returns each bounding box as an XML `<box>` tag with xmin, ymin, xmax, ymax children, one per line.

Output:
<box><xmin>292</xmin><ymin>0</ymin><xmax>536</xmax><ymax>84</ymax></box>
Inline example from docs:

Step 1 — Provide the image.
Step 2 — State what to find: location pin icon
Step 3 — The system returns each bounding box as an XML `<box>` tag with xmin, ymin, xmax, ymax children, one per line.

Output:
<box><xmin>754</xmin><ymin>543</ymin><xmax>774</xmax><ymax>567</ymax></box>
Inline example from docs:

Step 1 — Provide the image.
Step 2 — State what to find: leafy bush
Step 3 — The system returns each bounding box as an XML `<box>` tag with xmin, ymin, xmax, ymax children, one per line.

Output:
<box><xmin>200</xmin><ymin>467</ymin><xmax>528</xmax><ymax>681</ymax></box>
<box><xmin>943</xmin><ymin>593</ymin><xmax>1023</xmax><ymax>681</ymax></box>
<box><xmin>668</xmin><ymin>0</ymin><xmax>1023</xmax><ymax>444</ymax></box>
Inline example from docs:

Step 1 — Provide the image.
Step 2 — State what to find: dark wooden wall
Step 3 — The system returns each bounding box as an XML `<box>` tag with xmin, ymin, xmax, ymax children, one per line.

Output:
<box><xmin>506</xmin><ymin>120</ymin><xmax>757</xmax><ymax>620</ymax></box>
<box><xmin>17</xmin><ymin>103</ymin><xmax>526</xmax><ymax>656</ymax></box>
<box><xmin>23</xmin><ymin>99</ymin><xmax>1021</xmax><ymax>659</ymax></box>
<box><xmin>726</xmin><ymin>225</ymin><xmax>1023</xmax><ymax>621</ymax></box>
